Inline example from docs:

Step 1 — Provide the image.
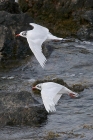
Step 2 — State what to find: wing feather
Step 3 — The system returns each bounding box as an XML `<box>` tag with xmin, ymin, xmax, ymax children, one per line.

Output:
<box><xmin>41</xmin><ymin>82</ymin><xmax>62</xmax><ymax>112</ymax></box>
<box><xmin>53</xmin><ymin>93</ymin><xmax>62</xmax><ymax>105</ymax></box>
<box><xmin>27</xmin><ymin>37</ymin><xmax>47</xmax><ymax>68</ymax></box>
<box><xmin>29</xmin><ymin>23</ymin><xmax>49</xmax><ymax>33</ymax></box>
<box><xmin>26</xmin><ymin>23</ymin><xmax>49</xmax><ymax>68</ymax></box>
<box><xmin>29</xmin><ymin>23</ymin><xmax>49</xmax><ymax>46</ymax></box>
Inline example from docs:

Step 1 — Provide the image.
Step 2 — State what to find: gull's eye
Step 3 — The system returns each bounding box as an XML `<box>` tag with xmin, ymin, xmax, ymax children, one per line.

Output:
<box><xmin>22</xmin><ymin>32</ymin><xmax>26</xmax><ymax>36</ymax></box>
<box><xmin>22</xmin><ymin>33</ymin><xmax>25</xmax><ymax>35</ymax></box>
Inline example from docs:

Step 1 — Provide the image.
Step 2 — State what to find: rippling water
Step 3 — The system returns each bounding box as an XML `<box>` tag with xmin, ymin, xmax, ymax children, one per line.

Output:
<box><xmin>0</xmin><ymin>39</ymin><xmax>93</xmax><ymax>140</ymax></box>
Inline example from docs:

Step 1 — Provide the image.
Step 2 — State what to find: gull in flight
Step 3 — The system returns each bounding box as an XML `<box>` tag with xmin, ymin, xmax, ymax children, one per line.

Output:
<box><xmin>32</xmin><ymin>82</ymin><xmax>79</xmax><ymax>112</ymax></box>
<box><xmin>16</xmin><ymin>23</ymin><xmax>63</xmax><ymax>68</ymax></box>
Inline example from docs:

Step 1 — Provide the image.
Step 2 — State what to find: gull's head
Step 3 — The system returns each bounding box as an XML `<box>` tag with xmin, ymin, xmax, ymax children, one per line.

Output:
<box><xmin>16</xmin><ymin>31</ymin><xmax>27</xmax><ymax>38</ymax></box>
<box><xmin>32</xmin><ymin>83</ymin><xmax>43</xmax><ymax>91</ymax></box>
<box><xmin>69</xmin><ymin>92</ymin><xmax>79</xmax><ymax>98</ymax></box>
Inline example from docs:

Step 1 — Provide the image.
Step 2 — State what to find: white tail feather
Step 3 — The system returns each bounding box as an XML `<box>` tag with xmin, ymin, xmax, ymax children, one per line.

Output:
<box><xmin>47</xmin><ymin>32</ymin><xmax>63</xmax><ymax>40</ymax></box>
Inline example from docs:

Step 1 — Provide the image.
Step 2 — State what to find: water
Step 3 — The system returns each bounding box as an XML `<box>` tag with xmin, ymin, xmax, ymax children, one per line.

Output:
<box><xmin>0</xmin><ymin>39</ymin><xmax>93</xmax><ymax>140</ymax></box>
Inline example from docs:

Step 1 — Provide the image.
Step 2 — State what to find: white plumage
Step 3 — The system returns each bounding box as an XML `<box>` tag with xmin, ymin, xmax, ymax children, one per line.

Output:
<box><xmin>16</xmin><ymin>23</ymin><xmax>63</xmax><ymax>68</ymax></box>
<box><xmin>32</xmin><ymin>82</ymin><xmax>79</xmax><ymax>112</ymax></box>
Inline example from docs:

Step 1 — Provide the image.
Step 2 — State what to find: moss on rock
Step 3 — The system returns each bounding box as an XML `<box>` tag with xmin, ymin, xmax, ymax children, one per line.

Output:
<box><xmin>19</xmin><ymin>0</ymin><xmax>29</xmax><ymax>12</ymax></box>
<box><xmin>19</xmin><ymin>0</ymin><xmax>93</xmax><ymax>38</ymax></box>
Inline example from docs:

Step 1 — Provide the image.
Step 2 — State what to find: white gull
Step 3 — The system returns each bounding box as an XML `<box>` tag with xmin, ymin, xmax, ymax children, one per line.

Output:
<box><xmin>16</xmin><ymin>23</ymin><xmax>63</xmax><ymax>68</ymax></box>
<box><xmin>32</xmin><ymin>82</ymin><xmax>79</xmax><ymax>112</ymax></box>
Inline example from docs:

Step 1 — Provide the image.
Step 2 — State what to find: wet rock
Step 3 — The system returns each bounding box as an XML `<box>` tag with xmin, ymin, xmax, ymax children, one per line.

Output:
<box><xmin>0</xmin><ymin>0</ymin><xmax>21</xmax><ymax>14</ymax></box>
<box><xmin>82</xmin><ymin>10</ymin><xmax>93</xmax><ymax>25</ymax></box>
<box><xmin>45</xmin><ymin>131</ymin><xmax>60</xmax><ymax>140</ymax></box>
<box><xmin>71</xmin><ymin>84</ymin><xmax>84</xmax><ymax>92</ymax></box>
<box><xmin>0</xmin><ymin>11</ymin><xmax>33</xmax><ymax>69</ymax></box>
<box><xmin>77</xmin><ymin>10</ymin><xmax>93</xmax><ymax>40</ymax></box>
<box><xmin>79</xmin><ymin>48</ymin><xmax>90</xmax><ymax>54</ymax></box>
<box><xmin>32</xmin><ymin>78</ymin><xmax>68</xmax><ymax>87</ymax></box>
<box><xmin>42</xmin><ymin>43</ymin><xmax>54</xmax><ymax>58</ymax></box>
<box><xmin>77</xmin><ymin>26</ymin><xmax>93</xmax><ymax>40</ymax></box>
<box><xmin>0</xmin><ymin>91</ymin><xmax>47</xmax><ymax>126</ymax></box>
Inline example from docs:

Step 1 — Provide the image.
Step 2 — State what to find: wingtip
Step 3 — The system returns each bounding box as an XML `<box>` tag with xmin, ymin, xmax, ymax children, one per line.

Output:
<box><xmin>49</xmin><ymin>104</ymin><xmax>56</xmax><ymax>112</ymax></box>
<box><xmin>46</xmin><ymin>109</ymin><xmax>49</xmax><ymax>113</ymax></box>
<box><xmin>41</xmin><ymin>59</ymin><xmax>47</xmax><ymax>69</ymax></box>
<box><xmin>45</xmin><ymin>104</ymin><xmax>56</xmax><ymax>113</ymax></box>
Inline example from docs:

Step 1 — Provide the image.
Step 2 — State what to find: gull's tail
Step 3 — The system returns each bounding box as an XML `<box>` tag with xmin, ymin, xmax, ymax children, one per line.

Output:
<box><xmin>47</xmin><ymin>32</ymin><xmax>63</xmax><ymax>40</ymax></box>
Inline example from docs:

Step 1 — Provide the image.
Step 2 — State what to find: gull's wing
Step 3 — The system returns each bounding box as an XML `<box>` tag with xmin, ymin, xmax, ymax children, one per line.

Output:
<box><xmin>29</xmin><ymin>23</ymin><xmax>49</xmax><ymax>46</ymax></box>
<box><xmin>29</xmin><ymin>23</ymin><xmax>49</xmax><ymax>33</ymax></box>
<box><xmin>41</xmin><ymin>82</ymin><xmax>62</xmax><ymax>112</ymax></box>
<box><xmin>27</xmin><ymin>38</ymin><xmax>47</xmax><ymax>68</ymax></box>
<box><xmin>27</xmin><ymin>23</ymin><xmax>49</xmax><ymax>68</ymax></box>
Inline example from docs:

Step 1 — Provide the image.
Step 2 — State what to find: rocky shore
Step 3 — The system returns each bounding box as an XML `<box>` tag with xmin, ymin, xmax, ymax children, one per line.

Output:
<box><xmin>0</xmin><ymin>0</ymin><xmax>93</xmax><ymax>69</ymax></box>
<box><xmin>0</xmin><ymin>91</ymin><xmax>47</xmax><ymax>126</ymax></box>
<box><xmin>0</xmin><ymin>4</ymin><xmax>33</xmax><ymax>69</ymax></box>
<box><xmin>0</xmin><ymin>2</ymin><xmax>93</xmax><ymax>139</ymax></box>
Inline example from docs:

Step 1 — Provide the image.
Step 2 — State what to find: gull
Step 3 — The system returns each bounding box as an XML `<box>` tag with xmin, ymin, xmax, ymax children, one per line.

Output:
<box><xmin>16</xmin><ymin>23</ymin><xmax>63</xmax><ymax>68</ymax></box>
<box><xmin>32</xmin><ymin>82</ymin><xmax>79</xmax><ymax>112</ymax></box>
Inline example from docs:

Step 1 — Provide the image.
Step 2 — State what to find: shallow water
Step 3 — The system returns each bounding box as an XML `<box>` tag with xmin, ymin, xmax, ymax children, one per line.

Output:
<box><xmin>0</xmin><ymin>39</ymin><xmax>93</xmax><ymax>140</ymax></box>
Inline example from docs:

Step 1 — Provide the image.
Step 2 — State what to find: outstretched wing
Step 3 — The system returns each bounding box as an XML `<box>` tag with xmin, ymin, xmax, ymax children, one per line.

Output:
<box><xmin>27</xmin><ymin>23</ymin><xmax>49</xmax><ymax>68</ymax></box>
<box><xmin>29</xmin><ymin>23</ymin><xmax>49</xmax><ymax>46</ymax></box>
<box><xmin>29</xmin><ymin>23</ymin><xmax>49</xmax><ymax>33</ymax></box>
<box><xmin>27</xmin><ymin>37</ymin><xmax>47</xmax><ymax>68</ymax></box>
<box><xmin>41</xmin><ymin>82</ymin><xmax>62</xmax><ymax>112</ymax></box>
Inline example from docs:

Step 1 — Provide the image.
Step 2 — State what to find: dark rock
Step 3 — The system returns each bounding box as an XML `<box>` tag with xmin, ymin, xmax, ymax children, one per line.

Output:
<box><xmin>77</xmin><ymin>10</ymin><xmax>93</xmax><ymax>40</ymax></box>
<box><xmin>0</xmin><ymin>0</ymin><xmax>15</xmax><ymax>2</ymax></box>
<box><xmin>19</xmin><ymin>0</ymin><xmax>29</xmax><ymax>12</ymax></box>
<box><xmin>84</xmin><ymin>0</ymin><xmax>93</xmax><ymax>8</ymax></box>
<box><xmin>82</xmin><ymin>10</ymin><xmax>93</xmax><ymax>25</ymax></box>
<box><xmin>71</xmin><ymin>84</ymin><xmax>84</xmax><ymax>92</ymax></box>
<box><xmin>42</xmin><ymin>43</ymin><xmax>54</xmax><ymax>58</ymax></box>
<box><xmin>77</xmin><ymin>26</ymin><xmax>93</xmax><ymax>40</ymax></box>
<box><xmin>0</xmin><ymin>11</ymin><xmax>33</xmax><ymax>69</ymax></box>
<box><xmin>0</xmin><ymin>91</ymin><xmax>47</xmax><ymax>126</ymax></box>
<box><xmin>19</xmin><ymin>0</ymin><xmax>93</xmax><ymax>39</ymax></box>
<box><xmin>79</xmin><ymin>48</ymin><xmax>90</xmax><ymax>54</ymax></box>
<box><xmin>0</xmin><ymin>1</ymin><xmax>21</xmax><ymax>14</ymax></box>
